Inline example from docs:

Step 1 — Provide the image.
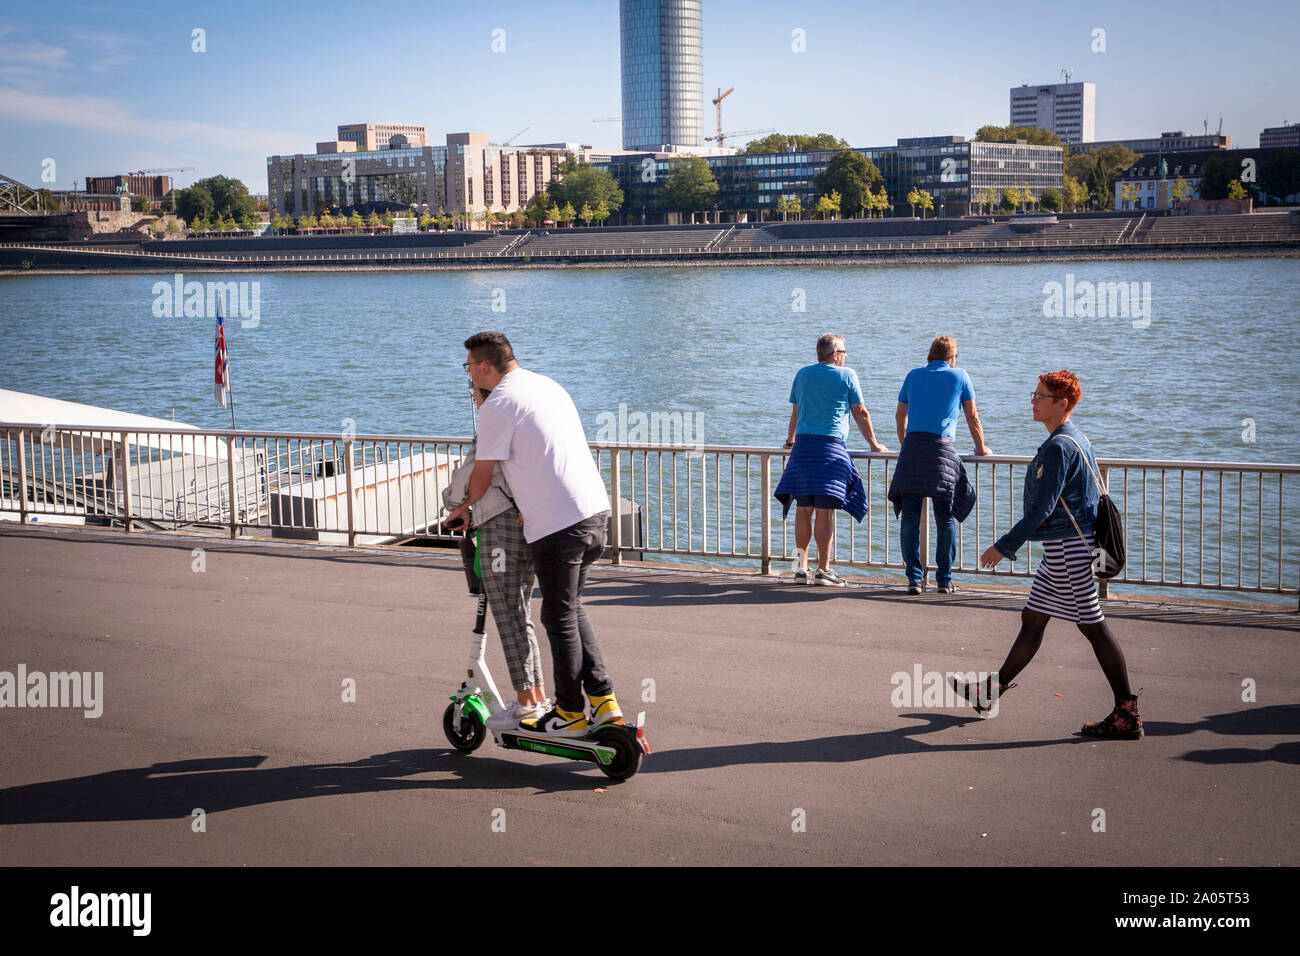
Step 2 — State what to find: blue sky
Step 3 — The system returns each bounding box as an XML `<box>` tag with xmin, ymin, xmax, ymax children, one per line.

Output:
<box><xmin>2</xmin><ymin>0</ymin><xmax>1296</xmax><ymax>194</ymax></box>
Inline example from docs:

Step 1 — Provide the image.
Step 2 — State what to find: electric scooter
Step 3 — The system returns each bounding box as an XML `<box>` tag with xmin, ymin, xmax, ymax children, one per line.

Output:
<box><xmin>440</xmin><ymin>520</ymin><xmax>650</xmax><ymax>780</ymax></box>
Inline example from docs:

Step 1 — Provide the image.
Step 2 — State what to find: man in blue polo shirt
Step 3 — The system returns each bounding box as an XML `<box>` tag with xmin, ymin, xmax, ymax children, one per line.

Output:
<box><xmin>888</xmin><ymin>335</ymin><xmax>992</xmax><ymax>594</ymax></box>
<box><xmin>776</xmin><ymin>333</ymin><xmax>889</xmax><ymax>586</ymax></box>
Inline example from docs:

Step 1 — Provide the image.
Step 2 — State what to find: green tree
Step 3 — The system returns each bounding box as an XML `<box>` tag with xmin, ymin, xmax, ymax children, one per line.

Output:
<box><xmin>917</xmin><ymin>189</ymin><xmax>934</xmax><ymax>218</ymax></box>
<box><xmin>133</xmin><ymin>195</ymin><xmax>154</xmax><ymax>213</ymax></box>
<box><xmin>165</xmin><ymin>218</ymin><xmax>180</xmax><ymax>235</ymax></box>
<box><xmin>661</xmin><ymin>156</ymin><xmax>718</xmax><ymax>220</ymax></box>
<box><xmin>174</xmin><ymin>175</ymin><xmax>257</xmax><ymax>223</ymax></box>
<box><xmin>593</xmin><ymin>200</ymin><xmax>611</xmax><ymax>226</ymax></box>
<box><xmin>1227</xmin><ymin>179</ymin><xmax>1248</xmax><ymax>200</ymax></box>
<box><xmin>1062</xmin><ymin>175</ymin><xmax>1088</xmax><ymax>212</ymax></box>
<box><xmin>559</xmin><ymin>202</ymin><xmax>575</xmax><ymax>225</ymax></box>
<box><xmin>974</xmin><ymin>125</ymin><xmax>1064</xmax><ymax>147</ymax></box>
<box><xmin>418</xmin><ymin>211</ymin><xmax>432</xmax><ymax>230</ymax></box>
<box><xmin>1040</xmin><ymin>186</ymin><xmax>1063</xmax><ymax>212</ymax></box>
<box><xmin>812</xmin><ymin>150</ymin><xmax>882</xmax><ymax>218</ymax></box>
<box><xmin>1068</xmin><ymin>145</ymin><xmax>1140</xmax><ymax>210</ymax></box>
<box><xmin>380</xmin><ymin>210</ymin><xmax>395</xmax><ymax>228</ymax></box>
<box><xmin>1170</xmin><ymin>176</ymin><xmax>1193</xmax><ymax>205</ymax></box>
<box><xmin>366</xmin><ymin>210</ymin><xmax>381</xmax><ymax>228</ymax></box>
<box><xmin>149</xmin><ymin>218</ymin><xmax>164</xmax><ymax>236</ymax></box>
<box><xmin>1120</xmin><ymin>183</ymin><xmax>1140</xmax><ymax>208</ymax></box>
<box><xmin>1198</xmin><ymin>154</ymin><xmax>1241</xmax><ymax>200</ymax></box>
<box><xmin>743</xmin><ymin>133</ymin><xmax>851</xmax><ymax>155</ymax></box>
<box><xmin>906</xmin><ymin>187</ymin><xmax>921</xmax><ymax>217</ymax></box>
<box><xmin>1259</xmin><ymin>150</ymin><xmax>1300</xmax><ymax>205</ymax></box>
<box><xmin>579</xmin><ymin>202</ymin><xmax>594</xmax><ymax>226</ymax></box>
<box><xmin>175</xmin><ymin>185</ymin><xmax>214</xmax><ymax>225</ymax></box>
<box><xmin>319</xmin><ymin>211</ymin><xmax>335</xmax><ymax>228</ymax></box>
<box><xmin>546</xmin><ymin>159</ymin><xmax>624</xmax><ymax>217</ymax></box>
<box><xmin>815</xmin><ymin>189</ymin><xmax>841</xmax><ymax>219</ymax></box>
<box><xmin>999</xmin><ymin>187</ymin><xmax>1020</xmax><ymax>212</ymax></box>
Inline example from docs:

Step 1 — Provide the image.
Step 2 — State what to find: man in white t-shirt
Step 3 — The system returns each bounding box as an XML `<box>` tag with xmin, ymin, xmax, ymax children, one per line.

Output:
<box><xmin>445</xmin><ymin>332</ymin><xmax>621</xmax><ymax>738</ymax></box>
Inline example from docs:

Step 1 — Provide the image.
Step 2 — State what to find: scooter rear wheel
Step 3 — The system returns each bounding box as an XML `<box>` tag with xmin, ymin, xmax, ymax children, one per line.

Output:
<box><xmin>595</xmin><ymin>726</ymin><xmax>643</xmax><ymax>780</ymax></box>
<box><xmin>443</xmin><ymin>702</ymin><xmax>486</xmax><ymax>753</ymax></box>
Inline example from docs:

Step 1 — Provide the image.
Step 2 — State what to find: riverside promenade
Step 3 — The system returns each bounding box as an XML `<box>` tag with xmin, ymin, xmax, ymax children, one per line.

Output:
<box><xmin>1</xmin><ymin>523</ymin><xmax>1296</xmax><ymax>867</ymax></box>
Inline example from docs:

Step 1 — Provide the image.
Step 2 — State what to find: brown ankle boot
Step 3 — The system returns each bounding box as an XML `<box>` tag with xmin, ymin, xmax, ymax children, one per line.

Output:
<box><xmin>1081</xmin><ymin>691</ymin><xmax>1143</xmax><ymax>740</ymax></box>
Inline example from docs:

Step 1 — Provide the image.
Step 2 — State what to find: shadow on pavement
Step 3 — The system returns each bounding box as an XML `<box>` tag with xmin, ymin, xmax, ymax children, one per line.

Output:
<box><xmin>0</xmin><ymin>749</ymin><xmax>604</xmax><ymax>825</ymax></box>
<box><xmin>1148</xmin><ymin>704</ymin><xmax>1300</xmax><ymax>765</ymax></box>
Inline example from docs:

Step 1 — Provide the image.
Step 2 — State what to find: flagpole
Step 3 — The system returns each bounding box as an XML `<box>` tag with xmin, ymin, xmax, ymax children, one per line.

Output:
<box><xmin>219</xmin><ymin>290</ymin><xmax>237</xmax><ymax>430</ymax></box>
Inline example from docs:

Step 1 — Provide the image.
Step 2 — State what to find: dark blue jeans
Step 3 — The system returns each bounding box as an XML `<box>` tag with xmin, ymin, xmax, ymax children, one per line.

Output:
<box><xmin>529</xmin><ymin>512</ymin><xmax>613</xmax><ymax>714</ymax></box>
<box><xmin>899</xmin><ymin>495</ymin><xmax>957</xmax><ymax>586</ymax></box>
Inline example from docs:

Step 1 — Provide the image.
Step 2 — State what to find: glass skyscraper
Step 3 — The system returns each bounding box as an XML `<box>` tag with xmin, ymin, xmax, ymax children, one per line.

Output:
<box><xmin>620</xmin><ymin>0</ymin><xmax>703</xmax><ymax>151</ymax></box>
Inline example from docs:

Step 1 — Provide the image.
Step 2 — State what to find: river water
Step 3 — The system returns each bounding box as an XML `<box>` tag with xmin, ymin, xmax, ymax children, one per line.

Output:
<box><xmin>3</xmin><ymin>258</ymin><xmax>1298</xmax><ymax>602</ymax></box>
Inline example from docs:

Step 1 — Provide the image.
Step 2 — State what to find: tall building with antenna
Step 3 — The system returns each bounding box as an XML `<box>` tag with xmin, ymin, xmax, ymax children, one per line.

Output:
<box><xmin>1009</xmin><ymin>81</ymin><xmax>1096</xmax><ymax>144</ymax></box>
<box><xmin>620</xmin><ymin>0</ymin><xmax>704</xmax><ymax>151</ymax></box>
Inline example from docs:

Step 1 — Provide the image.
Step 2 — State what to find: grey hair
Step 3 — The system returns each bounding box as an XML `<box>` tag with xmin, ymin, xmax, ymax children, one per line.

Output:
<box><xmin>816</xmin><ymin>334</ymin><xmax>845</xmax><ymax>361</ymax></box>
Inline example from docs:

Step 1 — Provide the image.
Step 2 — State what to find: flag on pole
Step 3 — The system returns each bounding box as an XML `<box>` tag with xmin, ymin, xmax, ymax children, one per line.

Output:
<box><xmin>214</xmin><ymin>292</ymin><xmax>230</xmax><ymax>408</ymax></box>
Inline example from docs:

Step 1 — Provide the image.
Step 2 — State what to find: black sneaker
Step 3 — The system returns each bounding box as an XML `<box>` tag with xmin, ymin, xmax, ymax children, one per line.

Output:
<box><xmin>937</xmin><ymin>583</ymin><xmax>956</xmax><ymax>594</ymax></box>
<box><xmin>907</xmin><ymin>582</ymin><xmax>923</xmax><ymax>595</ymax></box>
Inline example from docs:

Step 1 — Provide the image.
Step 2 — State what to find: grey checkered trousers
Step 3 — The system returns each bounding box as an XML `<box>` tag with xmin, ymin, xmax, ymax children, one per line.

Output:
<box><xmin>478</xmin><ymin>507</ymin><xmax>545</xmax><ymax>692</ymax></box>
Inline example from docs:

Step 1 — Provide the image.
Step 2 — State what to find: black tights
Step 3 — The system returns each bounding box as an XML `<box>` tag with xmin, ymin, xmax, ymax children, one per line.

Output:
<box><xmin>995</xmin><ymin>609</ymin><xmax>1133</xmax><ymax>703</ymax></box>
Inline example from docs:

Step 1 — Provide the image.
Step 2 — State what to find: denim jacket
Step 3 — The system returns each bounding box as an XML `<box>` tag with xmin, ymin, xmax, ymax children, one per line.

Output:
<box><xmin>994</xmin><ymin>421</ymin><xmax>1099</xmax><ymax>560</ymax></box>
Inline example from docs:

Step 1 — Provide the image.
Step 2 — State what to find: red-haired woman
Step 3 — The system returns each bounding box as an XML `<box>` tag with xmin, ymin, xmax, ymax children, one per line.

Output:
<box><xmin>950</xmin><ymin>370</ymin><xmax>1142</xmax><ymax>739</ymax></box>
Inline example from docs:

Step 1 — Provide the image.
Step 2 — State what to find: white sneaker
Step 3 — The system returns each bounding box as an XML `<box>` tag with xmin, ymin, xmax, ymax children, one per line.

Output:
<box><xmin>486</xmin><ymin>699</ymin><xmax>547</xmax><ymax>730</ymax></box>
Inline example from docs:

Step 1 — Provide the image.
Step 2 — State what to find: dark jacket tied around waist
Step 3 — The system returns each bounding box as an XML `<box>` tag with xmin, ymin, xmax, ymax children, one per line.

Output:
<box><xmin>886</xmin><ymin>432</ymin><xmax>976</xmax><ymax>522</ymax></box>
<box><xmin>774</xmin><ymin>434</ymin><xmax>868</xmax><ymax>522</ymax></box>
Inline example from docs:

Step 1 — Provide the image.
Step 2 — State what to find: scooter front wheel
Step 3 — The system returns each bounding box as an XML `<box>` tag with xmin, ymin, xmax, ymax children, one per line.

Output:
<box><xmin>595</xmin><ymin>726</ymin><xmax>644</xmax><ymax>780</ymax></box>
<box><xmin>443</xmin><ymin>702</ymin><xmax>486</xmax><ymax>753</ymax></box>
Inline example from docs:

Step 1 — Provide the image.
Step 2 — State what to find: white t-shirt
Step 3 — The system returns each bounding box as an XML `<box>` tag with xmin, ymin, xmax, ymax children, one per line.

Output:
<box><xmin>476</xmin><ymin>367</ymin><xmax>609</xmax><ymax>543</ymax></box>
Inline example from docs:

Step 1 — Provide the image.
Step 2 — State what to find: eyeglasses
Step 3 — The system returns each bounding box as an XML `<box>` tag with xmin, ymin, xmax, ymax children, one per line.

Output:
<box><xmin>462</xmin><ymin>361</ymin><xmax>476</xmax><ymax>372</ymax></box>
<box><xmin>1030</xmin><ymin>391</ymin><xmax>1062</xmax><ymax>403</ymax></box>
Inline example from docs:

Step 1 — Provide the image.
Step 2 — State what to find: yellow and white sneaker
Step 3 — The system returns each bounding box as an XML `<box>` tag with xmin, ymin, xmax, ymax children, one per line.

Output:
<box><xmin>588</xmin><ymin>692</ymin><xmax>623</xmax><ymax>726</ymax></box>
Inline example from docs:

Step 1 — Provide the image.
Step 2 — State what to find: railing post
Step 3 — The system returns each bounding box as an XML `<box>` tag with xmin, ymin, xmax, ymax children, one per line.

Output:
<box><xmin>344</xmin><ymin>439</ymin><xmax>356</xmax><ymax>547</ymax></box>
<box><xmin>1097</xmin><ymin>577</ymin><xmax>1109</xmax><ymax>600</ymax></box>
<box><xmin>16</xmin><ymin>429</ymin><xmax>29</xmax><ymax>525</ymax></box>
<box><xmin>117</xmin><ymin>430</ymin><xmax>133</xmax><ymax>532</ymax></box>
<box><xmin>609</xmin><ymin>450</ymin><xmax>623</xmax><ymax>565</ymax></box>
<box><xmin>227</xmin><ymin>433</ymin><xmax>238</xmax><ymax>539</ymax></box>
<box><xmin>760</xmin><ymin>454</ymin><xmax>772</xmax><ymax>574</ymax></box>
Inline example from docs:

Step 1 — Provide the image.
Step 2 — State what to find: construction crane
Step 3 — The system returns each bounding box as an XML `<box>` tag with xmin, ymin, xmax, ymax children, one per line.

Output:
<box><xmin>127</xmin><ymin>167</ymin><xmax>194</xmax><ymax>212</ymax></box>
<box><xmin>712</xmin><ymin>87</ymin><xmax>735</xmax><ymax>144</ymax></box>
<box><xmin>592</xmin><ymin>117</ymin><xmax>620</xmax><ymax>123</ymax></box>
<box><xmin>706</xmin><ymin>128</ymin><xmax>776</xmax><ymax>147</ymax></box>
<box><xmin>499</xmin><ymin>127</ymin><xmax>530</xmax><ymax>147</ymax></box>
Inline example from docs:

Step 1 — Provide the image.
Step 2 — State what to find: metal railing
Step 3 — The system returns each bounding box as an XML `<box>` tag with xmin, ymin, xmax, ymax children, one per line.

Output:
<box><xmin>5</xmin><ymin>231</ymin><xmax>1296</xmax><ymax>267</ymax></box>
<box><xmin>4</xmin><ymin>422</ymin><xmax>1298</xmax><ymax>607</ymax></box>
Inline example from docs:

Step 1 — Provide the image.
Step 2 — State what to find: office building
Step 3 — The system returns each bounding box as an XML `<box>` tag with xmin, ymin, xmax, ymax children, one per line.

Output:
<box><xmin>596</xmin><ymin>136</ymin><xmax>1064</xmax><ymax>224</ymax></box>
<box><xmin>84</xmin><ymin>174</ymin><xmax>172</xmax><ymax>201</ymax></box>
<box><xmin>1081</xmin><ymin>131</ymin><xmax>1231</xmax><ymax>154</ymax></box>
<box><xmin>1260</xmin><ymin>124</ymin><xmax>1300</xmax><ymax>148</ymax></box>
<box><xmin>336</xmin><ymin>123</ymin><xmax>429</xmax><ymax>151</ymax></box>
<box><xmin>620</xmin><ymin>0</ymin><xmax>703</xmax><ymax>151</ymax></box>
<box><xmin>268</xmin><ymin>132</ymin><xmax>574</xmax><ymax>220</ymax></box>
<box><xmin>1010</xmin><ymin>82</ymin><xmax>1096</xmax><ymax>144</ymax></box>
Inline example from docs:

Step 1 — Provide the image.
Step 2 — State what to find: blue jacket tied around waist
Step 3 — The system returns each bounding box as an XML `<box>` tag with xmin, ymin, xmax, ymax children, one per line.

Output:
<box><xmin>774</xmin><ymin>434</ymin><xmax>868</xmax><ymax>522</ymax></box>
<box><xmin>886</xmin><ymin>432</ymin><xmax>977</xmax><ymax>522</ymax></box>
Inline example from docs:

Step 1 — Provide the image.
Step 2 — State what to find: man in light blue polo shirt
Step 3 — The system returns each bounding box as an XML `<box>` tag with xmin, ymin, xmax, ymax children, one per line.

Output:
<box><xmin>891</xmin><ymin>335</ymin><xmax>992</xmax><ymax>594</ymax></box>
<box><xmin>776</xmin><ymin>333</ymin><xmax>889</xmax><ymax>586</ymax></box>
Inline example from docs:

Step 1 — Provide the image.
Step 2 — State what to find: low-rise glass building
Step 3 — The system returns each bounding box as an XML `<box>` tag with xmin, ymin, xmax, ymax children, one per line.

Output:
<box><xmin>596</xmin><ymin>137</ymin><xmax>1064</xmax><ymax>223</ymax></box>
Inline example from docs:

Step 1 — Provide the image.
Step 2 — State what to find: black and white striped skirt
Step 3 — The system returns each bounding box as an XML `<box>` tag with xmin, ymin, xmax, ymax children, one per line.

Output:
<box><xmin>1025</xmin><ymin>535</ymin><xmax>1104</xmax><ymax>624</ymax></box>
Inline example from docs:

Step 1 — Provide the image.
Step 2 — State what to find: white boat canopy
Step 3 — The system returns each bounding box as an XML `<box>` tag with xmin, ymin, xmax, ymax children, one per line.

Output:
<box><xmin>0</xmin><ymin>388</ymin><xmax>227</xmax><ymax>457</ymax></box>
